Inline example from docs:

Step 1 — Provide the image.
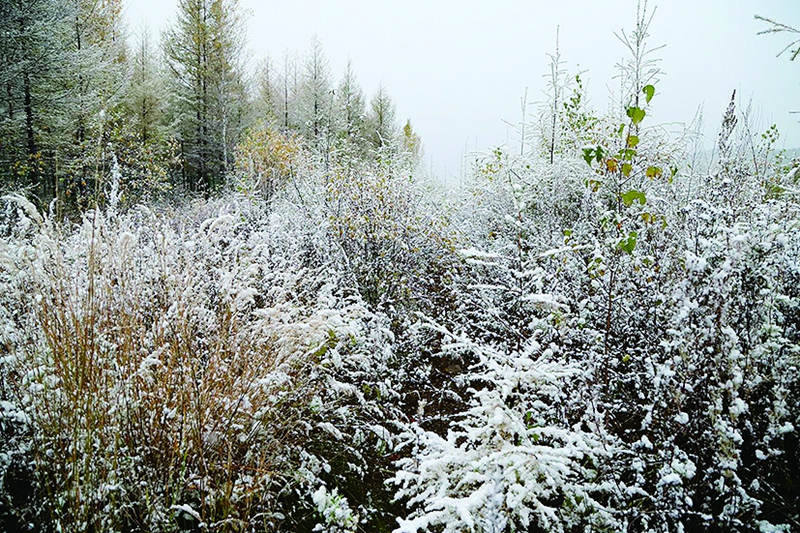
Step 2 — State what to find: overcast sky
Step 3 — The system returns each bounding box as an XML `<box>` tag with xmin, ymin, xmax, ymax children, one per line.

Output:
<box><xmin>126</xmin><ymin>0</ymin><xmax>800</xmax><ymax>180</ymax></box>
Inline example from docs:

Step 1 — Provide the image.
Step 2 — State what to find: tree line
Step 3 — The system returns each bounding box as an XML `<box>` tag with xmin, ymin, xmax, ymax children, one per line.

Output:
<box><xmin>0</xmin><ymin>0</ymin><xmax>420</xmax><ymax>210</ymax></box>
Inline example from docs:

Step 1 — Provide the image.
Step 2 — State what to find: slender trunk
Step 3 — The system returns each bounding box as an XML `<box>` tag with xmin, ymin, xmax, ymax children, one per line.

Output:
<box><xmin>549</xmin><ymin>108</ymin><xmax>556</xmax><ymax>164</ymax></box>
<box><xmin>195</xmin><ymin>52</ymin><xmax>202</xmax><ymax>192</ymax></box>
<box><xmin>549</xmin><ymin>27</ymin><xmax>560</xmax><ymax>164</ymax></box>
<box><xmin>141</xmin><ymin>98</ymin><xmax>148</xmax><ymax>143</ymax></box>
<box><xmin>201</xmin><ymin>79</ymin><xmax>208</xmax><ymax>190</ymax></box>
<box><xmin>6</xmin><ymin>82</ymin><xmax>13</xmax><ymax>119</ymax></box>
<box><xmin>139</xmin><ymin>34</ymin><xmax>148</xmax><ymax>143</ymax></box>
<box><xmin>180</xmin><ymin>139</ymin><xmax>186</xmax><ymax>189</ymax></box>
<box><xmin>201</xmin><ymin>0</ymin><xmax>208</xmax><ymax>191</ymax></box>
<box><xmin>313</xmin><ymin>88</ymin><xmax>319</xmax><ymax>139</ymax></box>
<box><xmin>196</xmin><ymin>100</ymin><xmax>203</xmax><ymax>191</ymax></box>
<box><xmin>346</xmin><ymin>94</ymin><xmax>353</xmax><ymax>137</ymax></box>
<box><xmin>222</xmin><ymin>110</ymin><xmax>228</xmax><ymax>174</ymax></box>
<box><xmin>23</xmin><ymin>71</ymin><xmax>35</xmax><ymax>157</ymax></box>
<box><xmin>283</xmin><ymin>74</ymin><xmax>288</xmax><ymax>128</ymax></box>
<box><xmin>75</xmin><ymin>19</ymin><xmax>86</xmax><ymax>145</ymax></box>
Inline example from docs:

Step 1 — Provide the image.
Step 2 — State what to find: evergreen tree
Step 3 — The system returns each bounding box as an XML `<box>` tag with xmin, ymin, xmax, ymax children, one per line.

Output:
<box><xmin>60</xmin><ymin>0</ymin><xmax>128</xmax><ymax>207</ymax></box>
<box><xmin>256</xmin><ymin>57</ymin><xmax>280</xmax><ymax>128</ymax></box>
<box><xmin>125</xmin><ymin>28</ymin><xmax>165</xmax><ymax>145</ymax></box>
<box><xmin>297</xmin><ymin>37</ymin><xmax>332</xmax><ymax>150</ymax></box>
<box><xmin>366</xmin><ymin>85</ymin><xmax>397</xmax><ymax>150</ymax></box>
<box><xmin>335</xmin><ymin>60</ymin><xmax>367</xmax><ymax>148</ymax></box>
<box><xmin>0</xmin><ymin>0</ymin><xmax>70</xmax><ymax>197</ymax></box>
<box><xmin>163</xmin><ymin>0</ymin><xmax>247</xmax><ymax>192</ymax></box>
<box><xmin>0</xmin><ymin>0</ymin><xmax>127</xmax><ymax>207</ymax></box>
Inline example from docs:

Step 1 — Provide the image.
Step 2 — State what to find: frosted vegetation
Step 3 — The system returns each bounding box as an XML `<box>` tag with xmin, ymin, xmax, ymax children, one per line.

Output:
<box><xmin>1</xmin><ymin>1</ymin><xmax>799</xmax><ymax>532</ymax></box>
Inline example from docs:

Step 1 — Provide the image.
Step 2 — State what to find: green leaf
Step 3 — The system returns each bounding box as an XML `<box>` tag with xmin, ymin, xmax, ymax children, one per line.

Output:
<box><xmin>621</xmin><ymin>189</ymin><xmax>646</xmax><ymax>207</ymax></box>
<box><xmin>617</xmin><ymin>123</ymin><xmax>626</xmax><ymax>137</ymax></box>
<box><xmin>627</xmin><ymin>106</ymin><xmax>646</xmax><ymax>125</ymax></box>
<box><xmin>621</xmin><ymin>163</ymin><xmax>633</xmax><ymax>177</ymax></box>
<box><xmin>582</xmin><ymin>148</ymin><xmax>594</xmax><ymax>166</ymax></box>
<box><xmin>646</xmin><ymin>166</ymin><xmax>663</xmax><ymax>179</ymax></box>
<box><xmin>594</xmin><ymin>146</ymin><xmax>605</xmax><ymax>163</ymax></box>
<box><xmin>643</xmin><ymin>84</ymin><xmax>655</xmax><ymax>104</ymax></box>
<box><xmin>618</xmin><ymin>232</ymin><xmax>638</xmax><ymax>254</ymax></box>
<box><xmin>627</xmin><ymin>135</ymin><xmax>639</xmax><ymax>148</ymax></box>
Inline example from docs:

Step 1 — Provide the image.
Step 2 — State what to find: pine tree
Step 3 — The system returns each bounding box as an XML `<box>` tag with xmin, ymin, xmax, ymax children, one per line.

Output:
<box><xmin>0</xmin><ymin>0</ymin><xmax>70</xmax><ymax>197</ymax></box>
<box><xmin>336</xmin><ymin>60</ymin><xmax>367</xmax><ymax>147</ymax></box>
<box><xmin>125</xmin><ymin>28</ymin><xmax>164</xmax><ymax>145</ymax></box>
<box><xmin>278</xmin><ymin>52</ymin><xmax>299</xmax><ymax>131</ymax></box>
<box><xmin>297</xmin><ymin>37</ymin><xmax>332</xmax><ymax>150</ymax></box>
<box><xmin>0</xmin><ymin>0</ymin><xmax>127</xmax><ymax>207</ymax></box>
<box><xmin>366</xmin><ymin>85</ymin><xmax>397</xmax><ymax>150</ymax></box>
<box><xmin>163</xmin><ymin>0</ymin><xmax>247</xmax><ymax>192</ymax></box>
<box><xmin>256</xmin><ymin>57</ymin><xmax>280</xmax><ymax>128</ymax></box>
<box><xmin>60</xmin><ymin>0</ymin><xmax>128</xmax><ymax>206</ymax></box>
<box><xmin>208</xmin><ymin>0</ymin><xmax>248</xmax><ymax>176</ymax></box>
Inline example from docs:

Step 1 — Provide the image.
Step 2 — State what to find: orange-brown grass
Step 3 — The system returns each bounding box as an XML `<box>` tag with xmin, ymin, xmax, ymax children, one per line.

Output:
<box><xmin>1</xmin><ymin>204</ymin><xmax>325</xmax><ymax>531</ymax></box>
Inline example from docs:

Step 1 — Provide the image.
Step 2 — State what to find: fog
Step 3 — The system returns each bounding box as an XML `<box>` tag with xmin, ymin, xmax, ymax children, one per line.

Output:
<box><xmin>128</xmin><ymin>0</ymin><xmax>800</xmax><ymax>180</ymax></box>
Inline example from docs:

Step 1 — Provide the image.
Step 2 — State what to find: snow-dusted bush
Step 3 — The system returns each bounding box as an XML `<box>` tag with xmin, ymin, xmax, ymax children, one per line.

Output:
<box><xmin>0</xmin><ymin>186</ymin><xmax>403</xmax><ymax>531</ymax></box>
<box><xmin>392</xmin><ymin>318</ymin><xmax>618</xmax><ymax>532</ymax></box>
<box><xmin>233</xmin><ymin>127</ymin><xmax>308</xmax><ymax>202</ymax></box>
<box><xmin>390</xmin><ymin>87</ymin><xmax>800</xmax><ymax>531</ymax></box>
<box><xmin>324</xmin><ymin>156</ymin><xmax>457</xmax><ymax>316</ymax></box>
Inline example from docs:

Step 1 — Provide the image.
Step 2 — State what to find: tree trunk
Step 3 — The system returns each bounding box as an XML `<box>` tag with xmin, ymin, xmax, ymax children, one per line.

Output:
<box><xmin>200</xmin><ymin>0</ymin><xmax>209</xmax><ymax>192</ymax></box>
<box><xmin>6</xmin><ymin>82</ymin><xmax>13</xmax><ymax>120</ymax></box>
<box><xmin>23</xmin><ymin>71</ymin><xmax>35</xmax><ymax>157</ymax></box>
<box><xmin>283</xmin><ymin>75</ymin><xmax>289</xmax><ymax>129</ymax></box>
<box><xmin>141</xmin><ymin>98</ymin><xmax>148</xmax><ymax>143</ymax></box>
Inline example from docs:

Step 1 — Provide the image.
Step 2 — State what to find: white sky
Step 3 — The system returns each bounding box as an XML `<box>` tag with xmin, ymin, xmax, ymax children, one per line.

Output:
<box><xmin>125</xmin><ymin>0</ymin><xmax>800</xmax><ymax>180</ymax></box>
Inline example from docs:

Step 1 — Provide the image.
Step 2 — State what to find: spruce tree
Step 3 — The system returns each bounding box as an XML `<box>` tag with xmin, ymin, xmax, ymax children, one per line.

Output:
<box><xmin>163</xmin><ymin>0</ymin><xmax>247</xmax><ymax>192</ymax></box>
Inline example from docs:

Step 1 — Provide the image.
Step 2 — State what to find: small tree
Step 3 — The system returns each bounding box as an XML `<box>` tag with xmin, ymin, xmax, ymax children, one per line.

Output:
<box><xmin>366</xmin><ymin>85</ymin><xmax>397</xmax><ymax>150</ymax></box>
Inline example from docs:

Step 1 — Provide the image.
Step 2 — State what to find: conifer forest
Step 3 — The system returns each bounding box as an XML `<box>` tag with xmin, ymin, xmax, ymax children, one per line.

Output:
<box><xmin>1</xmin><ymin>0</ymin><xmax>799</xmax><ymax>531</ymax></box>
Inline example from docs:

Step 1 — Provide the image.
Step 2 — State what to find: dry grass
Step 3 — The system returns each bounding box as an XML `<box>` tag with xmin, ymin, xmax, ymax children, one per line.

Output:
<box><xmin>0</xmin><ymin>199</ymin><xmax>339</xmax><ymax>531</ymax></box>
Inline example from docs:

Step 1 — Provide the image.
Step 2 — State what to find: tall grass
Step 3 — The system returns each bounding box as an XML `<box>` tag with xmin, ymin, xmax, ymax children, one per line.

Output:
<box><xmin>0</xmin><ymin>196</ymin><xmax>358</xmax><ymax>531</ymax></box>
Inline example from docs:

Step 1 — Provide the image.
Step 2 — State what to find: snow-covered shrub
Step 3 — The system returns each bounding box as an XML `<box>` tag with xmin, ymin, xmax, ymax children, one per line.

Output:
<box><xmin>311</xmin><ymin>485</ymin><xmax>359</xmax><ymax>533</ymax></box>
<box><xmin>392</xmin><ymin>322</ymin><xmax>618</xmax><ymax>532</ymax></box>
<box><xmin>391</xmin><ymin>86</ymin><xmax>800</xmax><ymax>531</ymax></box>
<box><xmin>324</xmin><ymin>156</ymin><xmax>457</xmax><ymax>316</ymax></box>
<box><xmin>233</xmin><ymin>127</ymin><xmax>308</xmax><ymax>202</ymax></box>
<box><xmin>0</xmin><ymin>189</ymin><xmax>401</xmax><ymax>531</ymax></box>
